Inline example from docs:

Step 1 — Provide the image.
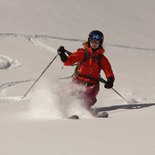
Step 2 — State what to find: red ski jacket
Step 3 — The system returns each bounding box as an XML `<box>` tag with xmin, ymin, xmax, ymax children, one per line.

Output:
<box><xmin>64</xmin><ymin>45</ymin><xmax>115</xmax><ymax>84</ymax></box>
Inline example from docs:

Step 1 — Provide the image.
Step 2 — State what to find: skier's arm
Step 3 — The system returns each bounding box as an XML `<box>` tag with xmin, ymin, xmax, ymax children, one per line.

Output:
<box><xmin>64</xmin><ymin>49</ymin><xmax>85</xmax><ymax>66</ymax></box>
<box><xmin>57</xmin><ymin>46</ymin><xmax>84</xmax><ymax>65</ymax></box>
<box><xmin>101</xmin><ymin>55</ymin><xmax>115</xmax><ymax>81</ymax></box>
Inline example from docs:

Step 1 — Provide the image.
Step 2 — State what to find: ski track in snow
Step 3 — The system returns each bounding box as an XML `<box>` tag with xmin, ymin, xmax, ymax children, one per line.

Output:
<box><xmin>29</xmin><ymin>38</ymin><xmax>57</xmax><ymax>53</ymax></box>
<box><xmin>0</xmin><ymin>32</ymin><xmax>155</xmax><ymax>52</ymax></box>
<box><xmin>0</xmin><ymin>54</ymin><xmax>21</xmax><ymax>69</ymax></box>
<box><xmin>0</xmin><ymin>96</ymin><xmax>23</xmax><ymax>103</ymax></box>
<box><xmin>0</xmin><ymin>79</ymin><xmax>34</xmax><ymax>90</ymax></box>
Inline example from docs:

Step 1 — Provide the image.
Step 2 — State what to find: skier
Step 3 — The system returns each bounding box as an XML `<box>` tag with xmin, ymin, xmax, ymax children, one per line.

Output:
<box><xmin>57</xmin><ymin>30</ymin><xmax>115</xmax><ymax>109</ymax></box>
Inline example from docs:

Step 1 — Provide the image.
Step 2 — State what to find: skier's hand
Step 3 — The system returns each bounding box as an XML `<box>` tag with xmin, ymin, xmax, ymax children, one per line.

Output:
<box><xmin>104</xmin><ymin>77</ymin><xmax>114</xmax><ymax>89</ymax></box>
<box><xmin>57</xmin><ymin>46</ymin><xmax>67</xmax><ymax>62</ymax></box>
<box><xmin>57</xmin><ymin>46</ymin><xmax>66</xmax><ymax>55</ymax></box>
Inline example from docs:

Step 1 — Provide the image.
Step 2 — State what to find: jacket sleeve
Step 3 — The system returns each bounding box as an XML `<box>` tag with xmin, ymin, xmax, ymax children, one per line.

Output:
<box><xmin>101</xmin><ymin>55</ymin><xmax>115</xmax><ymax>80</ymax></box>
<box><xmin>64</xmin><ymin>48</ymin><xmax>85</xmax><ymax>66</ymax></box>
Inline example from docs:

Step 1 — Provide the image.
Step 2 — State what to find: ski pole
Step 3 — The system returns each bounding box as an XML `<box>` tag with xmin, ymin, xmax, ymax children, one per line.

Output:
<box><xmin>111</xmin><ymin>88</ymin><xmax>130</xmax><ymax>103</ymax></box>
<box><xmin>99</xmin><ymin>78</ymin><xmax>131</xmax><ymax>103</ymax></box>
<box><xmin>21</xmin><ymin>53</ymin><xmax>59</xmax><ymax>100</ymax></box>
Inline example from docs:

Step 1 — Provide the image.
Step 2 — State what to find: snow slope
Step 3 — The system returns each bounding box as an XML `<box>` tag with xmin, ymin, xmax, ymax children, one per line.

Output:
<box><xmin>0</xmin><ymin>0</ymin><xmax>155</xmax><ymax>155</ymax></box>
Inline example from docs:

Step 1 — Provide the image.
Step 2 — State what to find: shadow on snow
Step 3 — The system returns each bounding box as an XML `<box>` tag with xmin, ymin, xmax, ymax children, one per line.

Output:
<box><xmin>95</xmin><ymin>103</ymin><xmax>155</xmax><ymax>113</ymax></box>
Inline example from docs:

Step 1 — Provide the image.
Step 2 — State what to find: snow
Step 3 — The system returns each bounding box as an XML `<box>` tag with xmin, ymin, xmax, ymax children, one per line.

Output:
<box><xmin>0</xmin><ymin>0</ymin><xmax>155</xmax><ymax>155</ymax></box>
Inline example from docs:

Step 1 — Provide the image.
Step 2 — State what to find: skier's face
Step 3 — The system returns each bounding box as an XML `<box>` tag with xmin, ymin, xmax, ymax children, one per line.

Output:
<box><xmin>90</xmin><ymin>40</ymin><xmax>100</xmax><ymax>49</ymax></box>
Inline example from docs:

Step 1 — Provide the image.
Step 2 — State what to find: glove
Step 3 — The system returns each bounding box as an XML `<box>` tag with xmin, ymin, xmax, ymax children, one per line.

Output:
<box><xmin>104</xmin><ymin>77</ymin><xmax>114</xmax><ymax>89</ymax></box>
<box><xmin>57</xmin><ymin>46</ymin><xmax>66</xmax><ymax>55</ymax></box>
<box><xmin>57</xmin><ymin>46</ymin><xmax>67</xmax><ymax>62</ymax></box>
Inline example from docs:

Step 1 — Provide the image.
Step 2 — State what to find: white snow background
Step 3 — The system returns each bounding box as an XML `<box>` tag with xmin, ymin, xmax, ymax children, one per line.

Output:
<box><xmin>0</xmin><ymin>0</ymin><xmax>155</xmax><ymax>155</ymax></box>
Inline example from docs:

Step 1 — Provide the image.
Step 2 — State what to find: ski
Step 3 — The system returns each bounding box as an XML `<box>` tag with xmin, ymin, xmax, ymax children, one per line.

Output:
<box><xmin>96</xmin><ymin>111</ymin><xmax>109</xmax><ymax>118</ymax></box>
<box><xmin>90</xmin><ymin>108</ymin><xmax>109</xmax><ymax>118</ymax></box>
<box><xmin>68</xmin><ymin>112</ymin><xmax>108</xmax><ymax>120</ymax></box>
<box><xmin>68</xmin><ymin>115</ymin><xmax>79</xmax><ymax>120</ymax></box>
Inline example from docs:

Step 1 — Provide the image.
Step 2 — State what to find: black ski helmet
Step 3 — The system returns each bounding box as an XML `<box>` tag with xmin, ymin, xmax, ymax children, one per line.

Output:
<box><xmin>88</xmin><ymin>30</ymin><xmax>104</xmax><ymax>47</ymax></box>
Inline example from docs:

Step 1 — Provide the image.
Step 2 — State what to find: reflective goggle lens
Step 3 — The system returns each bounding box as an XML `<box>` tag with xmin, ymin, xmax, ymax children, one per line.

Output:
<box><xmin>90</xmin><ymin>33</ymin><xmax>103</xmax><ymax>41</ymax></box>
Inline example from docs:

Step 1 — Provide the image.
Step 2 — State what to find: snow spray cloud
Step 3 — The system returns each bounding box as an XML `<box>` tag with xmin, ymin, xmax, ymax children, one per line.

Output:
<box><xmin>29</xmin><ymin>78</ymin><xmax>94</xmax><ymax>119</ymax></box>
<box><xmin>29</xmin><ymin>79</ymin><xmax>64</xmax><ymax>119</ymax></box>
<box><xmin>57</xmin><ymin>82</ymin><xmax>94</xmax><ymax>118</ymax></box>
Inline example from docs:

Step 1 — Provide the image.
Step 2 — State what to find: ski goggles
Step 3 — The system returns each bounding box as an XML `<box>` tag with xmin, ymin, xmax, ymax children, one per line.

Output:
<box><xmin>90</xmin><ymin>33</ymin><xmax>103</xmax><ymax>41</ymax></box>
<box><xmin>90</xmin><ymin>39</ymin><xmax>100</xmax><ymax>44</ymax></box>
